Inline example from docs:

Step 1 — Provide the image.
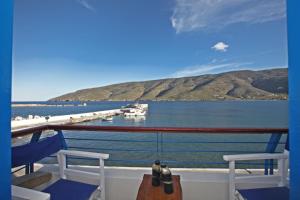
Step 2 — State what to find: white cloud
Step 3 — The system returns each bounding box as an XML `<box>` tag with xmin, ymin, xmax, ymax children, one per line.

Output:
<box><xmin>77</xmin><ymin>0</ymin><xmax>95</xmax><ymax>12</ymax></box>
<box><xmin>171</xmin><ymin>0</ymin><xmax>286</xmax><ymax>33</ymax></box>
<box><xmin>171</xmin><ymin>63</ymin><xmax>245</xmax><ymax>77</ymax></box>
<box><xmin>212</xmin><ymin>42</ymin><xmax>229</xmax><ymax>52</ymax></box>
<box><xmin>171</xmin><ymin>62</ymin><xmax>287</xmax><ymax>78</ymax></box>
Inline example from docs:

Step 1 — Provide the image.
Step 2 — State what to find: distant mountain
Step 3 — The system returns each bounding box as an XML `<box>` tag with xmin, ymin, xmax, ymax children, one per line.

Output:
<box><xmin>50</xmin><ymin>68</ymin><xmax>288</xmax><ymax>101</ymax></box>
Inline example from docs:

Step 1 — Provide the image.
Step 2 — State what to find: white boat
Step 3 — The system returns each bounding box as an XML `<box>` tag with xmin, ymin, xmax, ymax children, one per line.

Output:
<box><xmin>124</xmin><ymin>115</ymin><xmax>146</xmax><ymax>122</ymax></box>
<box><xmin>124</xmin><ymin>109</ymin><xmax>146</xmax><ymax>117</ymax></box>
<box><xmin>122</xmin><ymin>103</ymin><xmax>148</xmax><ymax>118</ymax></box>
<box><xmin>102</xmin><ymin>116</ymin><xmax>113</xmax><ymax>121</ymax></box>
<box><xmin>121</xmin><ymin>103</ymin><xmax>148</xmax><ymax>111</ymax></box>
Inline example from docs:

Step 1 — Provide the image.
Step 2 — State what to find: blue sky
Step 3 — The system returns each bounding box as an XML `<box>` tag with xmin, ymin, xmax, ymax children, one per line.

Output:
<box><xmin>13</xmin><ymin>0</ymin><xmax>287</xmax><ymax>101</ymax></box>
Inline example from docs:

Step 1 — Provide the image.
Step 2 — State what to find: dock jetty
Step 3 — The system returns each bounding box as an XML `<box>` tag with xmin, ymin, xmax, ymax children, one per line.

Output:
<box><xmin>12</xmin><ymin>103</ymin><xmax>148</xmax><ymax>130</ymax></box>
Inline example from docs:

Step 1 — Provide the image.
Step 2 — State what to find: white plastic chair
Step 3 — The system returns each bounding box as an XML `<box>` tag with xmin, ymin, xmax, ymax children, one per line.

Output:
<box><xmin>43</xmin><ymin>150</ymin><xmax>109</xmax><ymax>200</ymax></box>
<box><xmin>223</xmin><ymin>150</ymin><xmax>289</xmax><ymax>200</ymax></box>
<box><xmin>12</xmin><ymin>185</ymin><xmax>50</xmax><ymax>200</ymax></box>
<box><xmin>12</xmin><ymin>133</ymin><xmax>109</xmax><ymax>200</ymax></box>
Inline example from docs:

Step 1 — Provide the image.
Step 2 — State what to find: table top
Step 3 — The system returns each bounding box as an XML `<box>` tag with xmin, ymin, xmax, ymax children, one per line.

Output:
<box><xmin>136</xmin><ymin>174</ymin><xmax>182</xmax><ymax>200</ymax></box>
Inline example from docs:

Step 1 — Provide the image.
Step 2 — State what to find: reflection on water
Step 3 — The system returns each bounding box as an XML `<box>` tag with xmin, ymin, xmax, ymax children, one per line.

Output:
<box><xmin>124</xmin><ymin>115</ymin><xmax>146</xmax><ymax>123</ymax></box>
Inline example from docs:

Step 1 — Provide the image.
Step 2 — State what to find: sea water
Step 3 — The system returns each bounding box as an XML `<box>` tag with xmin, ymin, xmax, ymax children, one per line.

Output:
<box><xmin>12</xmin><ymin>101</ymin><xmax>288</xmax><ymax>168</ymax></box>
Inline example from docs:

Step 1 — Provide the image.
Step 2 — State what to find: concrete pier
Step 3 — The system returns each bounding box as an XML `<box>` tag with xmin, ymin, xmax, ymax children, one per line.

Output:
<box><xmin>11</xmin><ymin>109</ymin><xmax>123</xmax><ymax>130</ymax></box>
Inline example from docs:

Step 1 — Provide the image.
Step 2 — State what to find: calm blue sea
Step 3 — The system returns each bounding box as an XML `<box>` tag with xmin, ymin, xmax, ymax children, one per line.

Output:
<box><xmin>12</xmin><ymin>101</ymin><xmax>288</xmax><ymax>168</ymax></box>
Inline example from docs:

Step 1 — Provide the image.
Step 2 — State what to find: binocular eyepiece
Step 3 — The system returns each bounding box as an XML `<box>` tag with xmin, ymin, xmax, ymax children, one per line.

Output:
<box><xmin>151</xmin><ymin>160</ymin><xmax>174</xmax><ymax>194</ymax></box>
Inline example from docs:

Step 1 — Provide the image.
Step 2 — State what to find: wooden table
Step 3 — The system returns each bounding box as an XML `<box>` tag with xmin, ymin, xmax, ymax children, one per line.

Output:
<box><xmin>136</xmin><ymin>174</ymin><xmax>182</xmax><ymax>200</ymax></box>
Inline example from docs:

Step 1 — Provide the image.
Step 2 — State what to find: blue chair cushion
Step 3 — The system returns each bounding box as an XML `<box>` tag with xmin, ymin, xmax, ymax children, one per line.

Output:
<box><xmin>238</xmin><ymin>187</ymin><xmax>289</xmax><ymax>200</ymax></box>
<box><xmin>43</xmin><ymin>179</ymin><xmax>98</xmax><ymax>200</ymax></box>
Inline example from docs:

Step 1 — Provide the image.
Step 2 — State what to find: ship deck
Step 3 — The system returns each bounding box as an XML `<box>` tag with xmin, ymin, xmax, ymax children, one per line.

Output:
<box><xmin>11</xmin><ymin>125</ymin><xmax>288</xmax><ymax>200</ymax></box>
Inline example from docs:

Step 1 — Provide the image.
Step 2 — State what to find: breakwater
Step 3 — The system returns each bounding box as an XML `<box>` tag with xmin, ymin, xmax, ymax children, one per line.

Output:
<box><xmin>11</xmin><ymin>109</ymin><xmax>122</xmax><ymax>130</ymax></box>
<box><xmin>12</xmin><ymin>103</ymin><xmax>148</xmax><ymax>130</ymax></box>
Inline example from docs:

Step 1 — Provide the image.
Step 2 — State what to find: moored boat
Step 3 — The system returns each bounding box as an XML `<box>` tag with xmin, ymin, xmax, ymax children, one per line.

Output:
<box><xmin>124</xmin><ymin>109</ymin><xmax>146</xmax><ymax>117</ymax></box>
<box><xmin>102</xmin><ymin>116</ymin><xmax>113</xmax><ymax>121</ymax></box>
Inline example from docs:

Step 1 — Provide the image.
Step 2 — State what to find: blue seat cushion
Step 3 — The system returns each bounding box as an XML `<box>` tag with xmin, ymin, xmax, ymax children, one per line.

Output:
<box><xmin>43</xmin><ymin>179</ymin><xmax>98</xmax><ymax>200</ymax></box>
<box><xmin>238</xmin><ymin>187</ymin><xmax>289</xmax><ymax>200</ymax></box>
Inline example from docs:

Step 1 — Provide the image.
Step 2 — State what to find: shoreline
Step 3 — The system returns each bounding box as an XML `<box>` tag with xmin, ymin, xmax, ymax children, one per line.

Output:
<box><xmin>13</xmin><ymin>99</ymin><xmax>289</xmax><ymax>104</ymax></box>
<box><xmin>12</xmin><ymin>104</ymin><xmax>77</xmax><ymax>107</ymax></box>
<box><xmin>12</xmin><ymin>103</ymin><xmax>89</xmax><ymax>107</ymax></box>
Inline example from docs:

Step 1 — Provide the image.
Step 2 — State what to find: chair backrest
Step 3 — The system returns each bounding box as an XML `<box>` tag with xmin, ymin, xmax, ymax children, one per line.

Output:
<box><xmin>12</xmin><ymin>133</ymin><xmax>66</xmax><ymax>168</ymax></box>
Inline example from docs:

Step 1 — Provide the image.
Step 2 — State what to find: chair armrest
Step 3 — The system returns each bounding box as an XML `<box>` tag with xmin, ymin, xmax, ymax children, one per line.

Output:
<box><xmin>223</xmin><ymin>153</ymin><xmax>288</xmax><ymax>162</ymax></box>
<box><xmin>12</xmin><ymin>185</ymin><xmax>50</xmax><ymax>200</ymax></box>
<box><xmin>58</xmin><ymin>150</ymin><xmax>109</xmax><ymax>160</ymax></box>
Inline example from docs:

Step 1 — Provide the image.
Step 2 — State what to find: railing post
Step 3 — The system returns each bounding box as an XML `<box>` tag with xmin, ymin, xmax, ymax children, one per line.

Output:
<box><xmin>57</xmin><ymin>130</ymin><xmax>67</xmax><ymax>149</ymax></box>
<box><xmin>264</xmin><ymin>133</ymin><xmax>282</xmax><ymax>175</ymax></box>
<box><xmin>57</xmin><ymin>130</ymin><xmax>68</xmax><ymax>167</ymax></box>
<box><xmin>160</xmin><ymin>132</ymin><xmax>163</xmax><ymax>163</ymax></box>
<box><xmin>156</xmin><ymin>132</ymin><xmax>159</xmax><ymax>160</ymax></box>
<box><xmin>26</xmin><ymin>131</ymin><xmax>42</xmax><ymax>174</ymax></box>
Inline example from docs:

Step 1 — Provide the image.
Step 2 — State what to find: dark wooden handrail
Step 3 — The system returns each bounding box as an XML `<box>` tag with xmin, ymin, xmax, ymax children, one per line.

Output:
<box><xmin>12</xmin><ymin>125</ymin><xmax>48</xmax><ymax>138</ymax></box>
<box><xmin>11</xmin><ymin>124</ymin><xmax>288</xmax><ymax>138</ymax></box>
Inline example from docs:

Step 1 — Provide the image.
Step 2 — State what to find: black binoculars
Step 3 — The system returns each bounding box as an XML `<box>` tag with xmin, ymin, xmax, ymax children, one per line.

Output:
<box><xmin>151</xmin><ymin>160</ymin><xmax>174</xmax><ymax>194</ymax></box>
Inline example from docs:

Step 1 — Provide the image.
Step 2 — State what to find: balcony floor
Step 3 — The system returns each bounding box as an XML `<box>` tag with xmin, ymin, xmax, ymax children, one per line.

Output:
<box><xmin>13</xmin><ymin>164</ymin><xmax>282</xmax><ymax>200</ymax></box>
